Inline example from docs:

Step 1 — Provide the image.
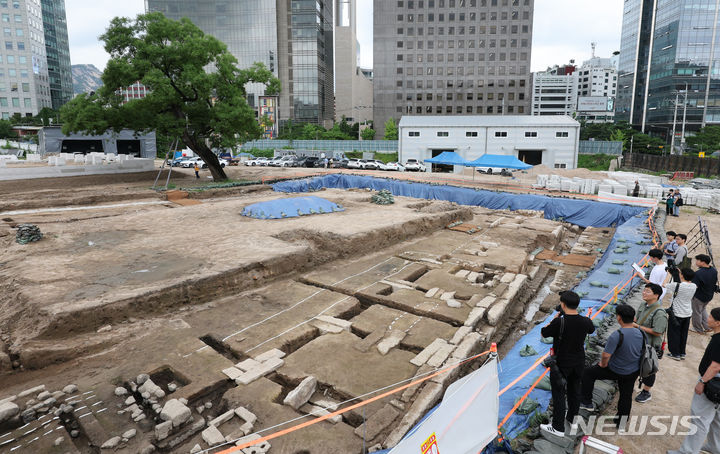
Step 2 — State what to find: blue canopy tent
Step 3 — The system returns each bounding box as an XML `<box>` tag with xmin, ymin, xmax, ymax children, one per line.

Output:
<box><xmin>466</xmin><ymin>154</ymin><xmax>533</xmax><ymax>170</ymax></box>
<box><xmin>423</xmin><ymin>151</ymin><xmax>472</xmax><ymax>166</ymax></box>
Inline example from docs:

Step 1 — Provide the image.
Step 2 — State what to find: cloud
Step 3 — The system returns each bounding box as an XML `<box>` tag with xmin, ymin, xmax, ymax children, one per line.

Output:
<box><xmin>66</xmin><ymin>0</ymin><xmax>145</xmax><ymax>69</ymax></box>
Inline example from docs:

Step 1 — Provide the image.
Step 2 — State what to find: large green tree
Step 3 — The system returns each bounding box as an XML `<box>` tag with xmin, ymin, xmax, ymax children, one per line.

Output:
<box><xmin>60</xmin><ymin>13</ymin><xmax>280</xmax><ymax>180</ymax></box>
<box><xmin>687</xmin><ymin>125</ymin><xmax>720</xmax><ymax>153</ymax></box>
<box><xmin>384</xmin><ymin>118</ymin><xmax>398</xmax><ymax>140</ymax></box>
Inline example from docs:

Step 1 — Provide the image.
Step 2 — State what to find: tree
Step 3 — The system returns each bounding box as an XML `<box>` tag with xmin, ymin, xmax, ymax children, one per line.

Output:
<box><xmin>300</xmin><ymin>123</ymin><xmax>326</xmax><ymax>140</ymax></box>
<box><xmin>338</xmin><ymin>116</ymin><xmax>353</xmax><ymax>138</ymax></box>
<box><xmin>361</xmin><ymin>127</ymin><xmax>376</xmax><ymax>140</ymax></box>
<box><xmin>687</xmin><ymin>125</ymin><xmax>720</xmax><ymax>153</ymax></box>
<box><xmin>60</xmin><ymin>13</ymin><xmax>280</xmax><ymax>180</ymax></box>
<box><xmin>384</xmin><ymin>118</ymin><xmax>398</xmax><ymax>140</ymax></box>
<box><xmin>0</xmin><ymin>120</ymin><xmax>15</xmax><ymax>139</ymax></box>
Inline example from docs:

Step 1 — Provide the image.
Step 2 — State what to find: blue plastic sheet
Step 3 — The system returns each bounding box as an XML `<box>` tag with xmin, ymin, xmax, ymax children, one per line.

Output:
<box><xmin>424</xmin><ymin>151</ymin><xmax>471</xmax><ymax>165</ymax></box>
<box><xmin>273</xmin><ymin>175</ymin><xmax>644</xmax><ymax>228</ymax></box>
<box><xmin>241</xmin><ymin>196</ymin><xmax>344</xmax><ymax>219</ymax></box>
<box><xmin>467</xmin><ymin>154</ymin><xmax>532</xmax><ymax>169</ymax></box>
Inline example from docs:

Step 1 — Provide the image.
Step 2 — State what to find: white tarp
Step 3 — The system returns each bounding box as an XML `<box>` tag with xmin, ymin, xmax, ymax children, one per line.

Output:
<box><xmin>390</xmin><ymin>357</ymin><xmax>499</xmax><ymax>454</ymax></box>
<box><xmin>597</xmin><ymin>191</ymin><xmax>658</xmax><ymax>208</ymax></box>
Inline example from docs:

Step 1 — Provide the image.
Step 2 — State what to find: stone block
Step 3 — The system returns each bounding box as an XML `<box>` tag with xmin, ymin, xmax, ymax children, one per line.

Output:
<box><xmin>424</xmin><ymin>287</ymin><xmax>440</xmax><ymax>298</ymax></box>
<box><xmin>401</xmin><ymin>365</ymin><xmax>434</xmax><ymax>403</ymax></box>
<box><xmin>377</xmin><ymin>330</ymin><xmax>406</xmax><ymax>355</ymax></box>
<box><xmin>492</xmin><ymin>283</ymin><xmax>509</xmax><ymax>297</ymax></box>
<box><xmin>202</xmin><ymin>425</ymin><xmax>225</xmax><ymax>446</ymax></box>
<box><xmin>234</xmin><ymin>406</ymin><xmax>257</xmax><ymax>425</ymax></box>
<box><xmin>122</xmin><ymin>429</ymin><xmax>136</xmax><ymax>439</ymax></box>
<box><xmin>440</xmin><ymin>291</ymin><xmax>456</xmax><ymax>301</ymax></box>
<box><xmin>308</xmin><ymin>396</ymin><xmax>340</xmax><ymax>412</ymax></box>
<box><xmin>253</xmin><ymin>348</ymin><xmax>286</xmax><ymax>362</ymax></box>
<box><xmin>222</xmin><ymin>367</ymin><xmax>244</xmax><ymax>381</ymax></box>
<box><xmin>18</xmin><ymin>385</ymin><xmax>45</xmax><ymax>398</ymax></box>
<box><xmin>467</xmin><ymin>271</ymin><xmax>480</xmax><ymax>283</ymax></box>
<box><xmin>410</xmin><ymin>338</ymin><xmax>446</xmax><ymax>366</ymax></box>
<box><xmin>209</xmin><ymin>409</ymin><xmax>236</xmax><ymax>428</ymax></box>
<box><xmin>500</xmin><ymin>273</ymin><xmax>516</xmax><ymax>284</ymax></box>
<box><xmin>299</xmin><ymin>403</ymin><xmax>341</xmax><ymax>424</ymax></box>
<box><xmin>0</xmin><ymin>401</ymin><xmax>20</xmax><ymax>422</ymax></box>
<box><xmin>155</xmin><ymin>420</ymin><xmax>172</xmax><ymax>441</ymax></box>
<box><xmin>114</xmin><ymin>387</ymin><xmax>127</xmax><ymax>397</ymax></box>
<box><xmin>101</xmin><ymin>436</ymin><xmax>121</xmax><ymax>449</ymax></box>
<box><xmin>455</xmin><ymin>269</ymin><xmax>470</xmax><ymax>278</ymax></box>
<box><xmin>235</xmin><ymin>358</ymin><xmax>262</xmax><ymax>372</ymax></box>
<box><xmin>449</xmin><ymin>326</ymin><xmax>472</xmax><ymax>345</ymax></box>
<box><xmin>353</xmin><ymin>403</ymin><xmax>400</xmax><ymax>441</ymax></box>
<box><xmin>236</xmin><ymin>368</ymin><xmax>268</xmax><ymax>386</ymax></box>
<box><xmin>486</xmin><ymin>299</ymin><xmax>510</xmax><ymax>326</ymax></box>
<box><xmin>475</xmin><ymin>295</ymin><xmax>496</xmax><ymax>308</ymax></box>
<box><xmin>37</xmin><ymin>391</ymin><xmax>51</xmax><ymax>400</ymax></box>
<box><xmin>451</xmin><ymin>332</ymin><xmax>483</xmax><ymax>360</ymax></box>
<box><xmin>354</xmin><ymin>329</ymin><xmax>385</xmax><ymax>353</ymax></box>
<box><xmin>310</xmin><ymin>319</ymin><xmax>344</xmax><ymax>334</ymax></box>
<box><xmin>385</xmin><ymin>382</ymin><xmax>444</xmax><ymax>447</ymax></box>
<box><xmin>427</xmin><ymin>343</ymin><xmax>455</xmax><ymax>367</ymax></box>
<box><xmin>446</xmin><ymin>299</ymin><xmax>462</xmax><ymax>308</ymax></box>
<box><xmin>283</xmin><ymin>376</ymin><xmax>317</xmax><ymax>410</ymax></box>
<box><xmin>160</xmin><ymin>399</ymin><xmax>191</xmax><ymax>427</ymax></box>
<box><xmin>315</xmin><ymin>315</ymin><xmax>352</xmax><ymax>332</ymax></box>
<box><xmin>464</xmin><ymin>307</ymin><xmax>486</xmax><ymax>328</ymax></box>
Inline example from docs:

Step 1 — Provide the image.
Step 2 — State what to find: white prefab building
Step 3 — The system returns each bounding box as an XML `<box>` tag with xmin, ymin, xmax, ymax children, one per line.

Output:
<box><xmin>398</xmin><ymin>115</ymin><xmax>581</xmax><ymax>171</ymax></box>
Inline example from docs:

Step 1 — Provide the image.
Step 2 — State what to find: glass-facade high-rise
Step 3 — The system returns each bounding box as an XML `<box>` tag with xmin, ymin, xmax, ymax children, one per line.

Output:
<box><xmin>616</xmin><ymin>0</ymin><xmax>720</xmax><ymax>142</ymax></box>
<box><xmin>146</xmin><ymin>0</ymin><xmax>335</xmax><ymax>126</ymax></box>
<box><xmin>41</xmin><ymin>0</ymin><xmax>72</xmax><ymax>110</ymax></box>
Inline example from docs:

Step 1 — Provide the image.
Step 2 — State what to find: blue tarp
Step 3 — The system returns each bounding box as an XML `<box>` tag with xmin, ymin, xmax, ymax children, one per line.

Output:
<box><xmin>241</xmin><ymin>196</ymin><xmax>344</xmax><ymax>219</ymax></box>
<box><xmin>424</xmin><ymin>151</ymin><xmax>471</xmax><ymax>166</ymax></box>
<box><xmin>467</xmin><ymin>154</ymin><xmax>533</xmax><ymax>169</ymax></box>
<box><xmin>273</xmin><ymin>175</ymin><xmax>644</xmax><ymax>228</ymax></box>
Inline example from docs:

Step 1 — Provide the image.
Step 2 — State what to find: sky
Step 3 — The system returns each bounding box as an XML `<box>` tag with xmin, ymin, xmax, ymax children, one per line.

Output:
<box><xmin>66</xmin><ymin>0</ymin><xmax>624</xmax><ymax>72</ymax></box>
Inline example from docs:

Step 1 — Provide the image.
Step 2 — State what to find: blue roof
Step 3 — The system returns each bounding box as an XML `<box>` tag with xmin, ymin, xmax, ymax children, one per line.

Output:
<box><xmin>466</xmin><ymin>154</ymin><xmax>533</xmax><ymax>169</ymax></box>
<box><xmin>424</xmin><ymin>151</ymin><xmax>470</xmax><ymax>165</ymax></box>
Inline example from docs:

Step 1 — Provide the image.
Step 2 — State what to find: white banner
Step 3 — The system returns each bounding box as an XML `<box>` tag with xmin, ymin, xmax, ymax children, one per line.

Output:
<box><xmin>390</xmin><ymin>358</ymin><xmax>499</xmax><ymax>454</ymax></box>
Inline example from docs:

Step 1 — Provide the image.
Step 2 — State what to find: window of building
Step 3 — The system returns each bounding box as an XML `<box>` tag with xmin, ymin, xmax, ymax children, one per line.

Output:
<box><xmin>494</xmin><ymin>131</ymin><xmax>507</xmax><ymax>137</ymax></box>
<box><xmin>524</xmin><ymin>131</ymin><xmax>537</xmax><ymax>137</ymax></box>
<box><xmin>0</xmin><ymin>98</ymin><xmax>6</xmax><ymax>106</ymax></box>
<box><xmin>556</xmin><ymin>131</ymin><xmax>569</xmax><ymax>138</ymax></box>
<box><xmin>11</xmin><ymin>97</ymin><xmax>18</xmax><ymax>107</ymax></box>
<box><xmin>13</xmin><ymin>14</ymin><xmax>19</xmax><ymax>22</ymax></box>
<box><xmin>437</xmin><ymin>131</ymin><xmax>449</xmax><ymax>137</ymax></box>
<box><xmin>466</xmin><ymin>131</ymin><xmax>478</xmax><ymax>137</ymax></box>
<box><xmin>409</xmin><ymin>131</ymin><xmax>420</xmax><ymax>137</ymax></box>
<box><xmin>15</xmin><ymin>41</ymin><xmax>21</xmax><ymax>50</ymax></box>
<box><xmin>6</xmin><ymin>55</ymin><xmax>12</xmax><ymax>63</ymax></box>
<box><xmin>554</xmin><ymin>163</ymin><xmax>567</xmax><ymax>169</ymax></box>
<box><xmin>15</xmin><ymin>28</ymin><xmax>21</xmax><ymax>36</ymax></box>
<box><xmin>23</xmin><ymin>97</ymin><xmax>29</xmax><ymax>107</ymax></box>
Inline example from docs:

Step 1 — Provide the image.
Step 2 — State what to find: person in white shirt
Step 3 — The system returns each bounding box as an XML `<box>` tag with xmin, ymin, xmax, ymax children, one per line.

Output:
<box><xmin>663</xmin><ymin>268</ymin><xmax>697</xmax><ymax>359</ymax></box>
<box><xmin>637</xmin><ymin>249</ymin><xmax>668</xmax><ymax>301</ymax></box>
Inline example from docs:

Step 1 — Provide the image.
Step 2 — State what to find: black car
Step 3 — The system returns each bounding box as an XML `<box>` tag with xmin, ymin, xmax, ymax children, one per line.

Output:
<box><xmin>296</xmin><ymin>156</ymin><xmax>320</xmax><ymax>168</ymax></box>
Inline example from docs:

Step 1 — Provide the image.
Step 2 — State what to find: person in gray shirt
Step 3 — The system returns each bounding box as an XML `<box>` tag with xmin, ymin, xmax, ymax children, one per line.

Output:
<box><xmin>580</xmin><ymin>304</ymin><xmax>643</xmax><ymax>428</ymax></box>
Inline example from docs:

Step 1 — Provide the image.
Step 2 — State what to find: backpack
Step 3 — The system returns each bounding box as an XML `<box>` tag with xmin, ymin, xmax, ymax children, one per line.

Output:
<box><xmin>617</xmin><ymin>328</ymin><xmax>659</xmax><ymax>378</ymax></box>
<box><xmin>675</xmin><ymin>195</ymin><xmax>683</xmax><ymax>206</ymax></box>
<box><xmin>678</xmin><ymin>246</ymin><xmax>691</xmax><ymax>269</ymax></box>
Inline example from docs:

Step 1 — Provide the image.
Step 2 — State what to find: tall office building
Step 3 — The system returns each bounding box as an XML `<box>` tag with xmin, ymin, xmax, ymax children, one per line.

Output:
<box><xmin>576</xmin><ymin>56</ymin><xmax>617</xmax><ymax>123</ymax></box>
<box><xmin>334</xmin><ymin>0</ymin><xmax>373</xmax><ymax>124</ymax></box>
<box><xmin>147</xmin><ymin>0</ymin><xmax>335</xmax><ymax>127</ymax></box>
<box><xmin>41</xmin><ymin>0</ymin><xmax>72</xmax><ymax>110</ymax></box>
<box><xmin>0</xmin><ymin>0</ymin><xmax>53</xmax><ymax>119</ymax></box>
<box><xmin>616</xmin><ymin>0</ymin><xmax>720</xmax><ymax>143</ymax></box>
<box><xmin>373</xmin><ymin>0</ymin><xmax>534</xmax><ymax>136</ymax></box>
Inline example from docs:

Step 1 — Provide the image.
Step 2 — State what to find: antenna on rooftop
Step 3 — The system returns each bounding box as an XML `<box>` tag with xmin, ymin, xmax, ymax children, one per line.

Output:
<box><xmin>591</xmin><ymin>42</ymin><xmax>597</xmax><ymax>58</ymax></box>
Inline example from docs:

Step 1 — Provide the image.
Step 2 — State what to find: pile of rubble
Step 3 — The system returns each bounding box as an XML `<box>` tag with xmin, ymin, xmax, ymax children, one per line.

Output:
<box><xmin>15</xmin><ymin>224</ymin><xmax>43</xmax><ymax>244</ymax></box>
<box><xmin>371</xmin><ymin>190</ymin><xmax>395</xmax><ymax>205</ymax></box>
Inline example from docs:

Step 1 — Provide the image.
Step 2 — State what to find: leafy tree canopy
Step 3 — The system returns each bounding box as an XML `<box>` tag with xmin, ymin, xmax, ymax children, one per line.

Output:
<box><xmin>60</xmin><ymin>12</ymin><xmax>280</xmax><ymax>180</ymax></box>
<box><xmin>384</xmin><ymin>118</ymin><xmax>398</xmax><ymax>140</ymax></box>
<box><xmin>687</xmin><ymin>125</ymin><xmax>720</xmax><ymax>153</ymax></box>
<box><xmin>361</xmin><ymin>127</ymin><xmax>376</xmax><ymax>141</ymax></box>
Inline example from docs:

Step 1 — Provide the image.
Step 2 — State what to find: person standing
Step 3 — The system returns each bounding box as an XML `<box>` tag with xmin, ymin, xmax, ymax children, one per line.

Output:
<box><xmin>663</xmin><ymin>268</ymin><xmax>696</xmax><ymax>360</ymax></box>
<box><xmin>674</xmin><ymin>192</ymin><xmax>683</xmax><ymax>216</ymax></box>
<box><xmin>637</xmin><ymin>248</ymin><xmax>668</xmax><ymax>301</ymax></box>
<box><xmin>539</xmin><ymin>291</ymin><xmax>596</xmax><ymax>436</ymax></box>
<box><xmin>691</xmin><ymin>254</ymin><xmax>718</xmax><ymax>333</ymax></box>
<box><xmin>666</xmin><ymin>189</ymin><xmax>675</xmax><ymax>216</ymax></box>
<box><xmin>634</xmin><ymin>283</ymin><xmax>669</xmax><ymax>403</ymax></box>
<box><xmin>194</xmin><ymin>163</ymin><xmax>200</xmax><ymax>179</ymax></box>
<box><xmin>667</xmin><ymin>307</ymin><xmax>720</xmax><ymax>454</ymax></box>
<box><xmin>662</xmin><ymin>231</ymin><xmax>679</xmax><ymax>263</ymax></box>
<box><xmin>580</xmin><ymin>304</ymin><xmax>643</xmax><ymax>427</ymax></box>
<box><xmin>633</xmin><ymin>180</ymin><xmax>640</xmax><ymax>197</ymax></box>
<box><xmin>675</xmin><ymin>234</ymin><xmax>690</xmax><ymax>269</ymax></box>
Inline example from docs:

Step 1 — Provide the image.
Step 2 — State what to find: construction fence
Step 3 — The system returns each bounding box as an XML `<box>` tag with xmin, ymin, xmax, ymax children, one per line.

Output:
<box><xmin>624</xmin><ymin>152</ymin><xmax>720</xmax><ymax>177</ymax></box>
<box><xmin>578</xmin><ymin>140</ymin><xmax>623</xmax><ymax>155</ymax></box>
<box><xmin>241</xmin><ymin>139</ymin><xmax>399</xmax><ymax>154</ymax></box>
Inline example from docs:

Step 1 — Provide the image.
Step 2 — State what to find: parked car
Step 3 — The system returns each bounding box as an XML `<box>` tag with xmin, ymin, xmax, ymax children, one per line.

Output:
<box><xmin>170</xmin><ymin>157</ymin><xmax>191</xmax><ymax>167</ymax></box>
<box><xmin>296</xmin><ymin>156</ymin><xmax>321</xmax><ymax>168</ymax></box>
<box><xmin>180</xmin><ymin>157</ymin><xmax>204</xmax><ymax>168</ymax></box>
<box><xmin>331</xmin><ymin>159</ymin><xmax>348</xmax><ymax>168</ymax></box>
<box><xmin>245</xmin><ymin>157</ymin><xmax>269</xmax><ymax>166</ymax></box>
<box><xmin>277</xmin><ymin>155</ymin><xmax>298</xmax><ymax>167</ymax></box>
<box><xmin>361</xmin><ymin>159</ymin><xmax>382</xmax><ymax>170</ymax></box>
<box><xmin>201</xmin><ymin>158</ymin><xmax>228</xmax><ymax>168</ymax></box>
<box><xmin>380</xmin><ymin>161</ymin><xmax>405</xmax><ymax>171</ymax></box>
<box><xmin>404</xmin><ymin>159</ymin><xmax>426</xmax><ymax>172</ymax></box>
<box><xmin>266</xmin><ymin>156</ymin><xmax>285</xmax><ymax>167</ymax></box>
<box><xmin>475</xmin><ymin>167</ymin><xmax>514</xmax><ymax>175</ymax></box>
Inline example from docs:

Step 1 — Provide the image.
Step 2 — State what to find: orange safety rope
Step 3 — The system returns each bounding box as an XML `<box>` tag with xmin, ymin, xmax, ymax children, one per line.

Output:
<box><xmin>497</xmin><ymin>367</ymin><xmax>550</xmax><ymax>429</ymax></box>
<box><xmin>498</xmin><ymin>352</ymin><xmax>550</xmax><ymax>397</ymax></box>
<box><xmin>216</xmin><ymin>350</ymin><xmax>492</xmax><ymax>453</ymax></box>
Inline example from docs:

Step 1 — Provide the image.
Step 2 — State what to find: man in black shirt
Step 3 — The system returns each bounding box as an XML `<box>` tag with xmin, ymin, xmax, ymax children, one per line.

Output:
<box><xmin>539</xmin><ymin>291</ymin><xmax>595</xmax><ymax>436</ymax></box>
<box><xmin>668</xmin><ymin>307</ymin><xmax>720</xmax><ymax>454</ymax></box>
<box><xmin>691</xmin><ymin>254</ymin><xmax>718</xmax><ymax>333</ymax></box>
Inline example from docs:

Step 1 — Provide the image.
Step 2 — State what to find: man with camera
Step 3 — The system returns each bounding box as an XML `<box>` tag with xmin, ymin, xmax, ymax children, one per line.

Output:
<box><xmin>668</xmin><ymin>307</ymin><xmax>720</xmax><ymax>454</ymax></box>
<box><xmin>580</xmin><ymin>304</ymin><xmax>643</xmax><ymax>426</ymax></box>
<box><xmin>637</xmin><ymin>249</ymin><xmax>668</xmax><ymax>302</ymax></box>
<box><xmin>691</xmin><ymin>254</ymin><xmax>718</xmax><ymax>334</ymax></box>
<box><xmin>539</xmin><ymin>291</ymin><xmax>595</xmax><ymax>436</ymax></box>
<box><xmin>633</xmin><ymin>283</ymin><xmax>668</xmax><ymax>403</ymax></box>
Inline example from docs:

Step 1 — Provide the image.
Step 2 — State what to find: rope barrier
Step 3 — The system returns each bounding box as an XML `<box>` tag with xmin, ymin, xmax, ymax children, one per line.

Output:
<box><xmin>497</xmin><ymin>367</ymin><xmax>550</xmax><ymax>430</ymax></box>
